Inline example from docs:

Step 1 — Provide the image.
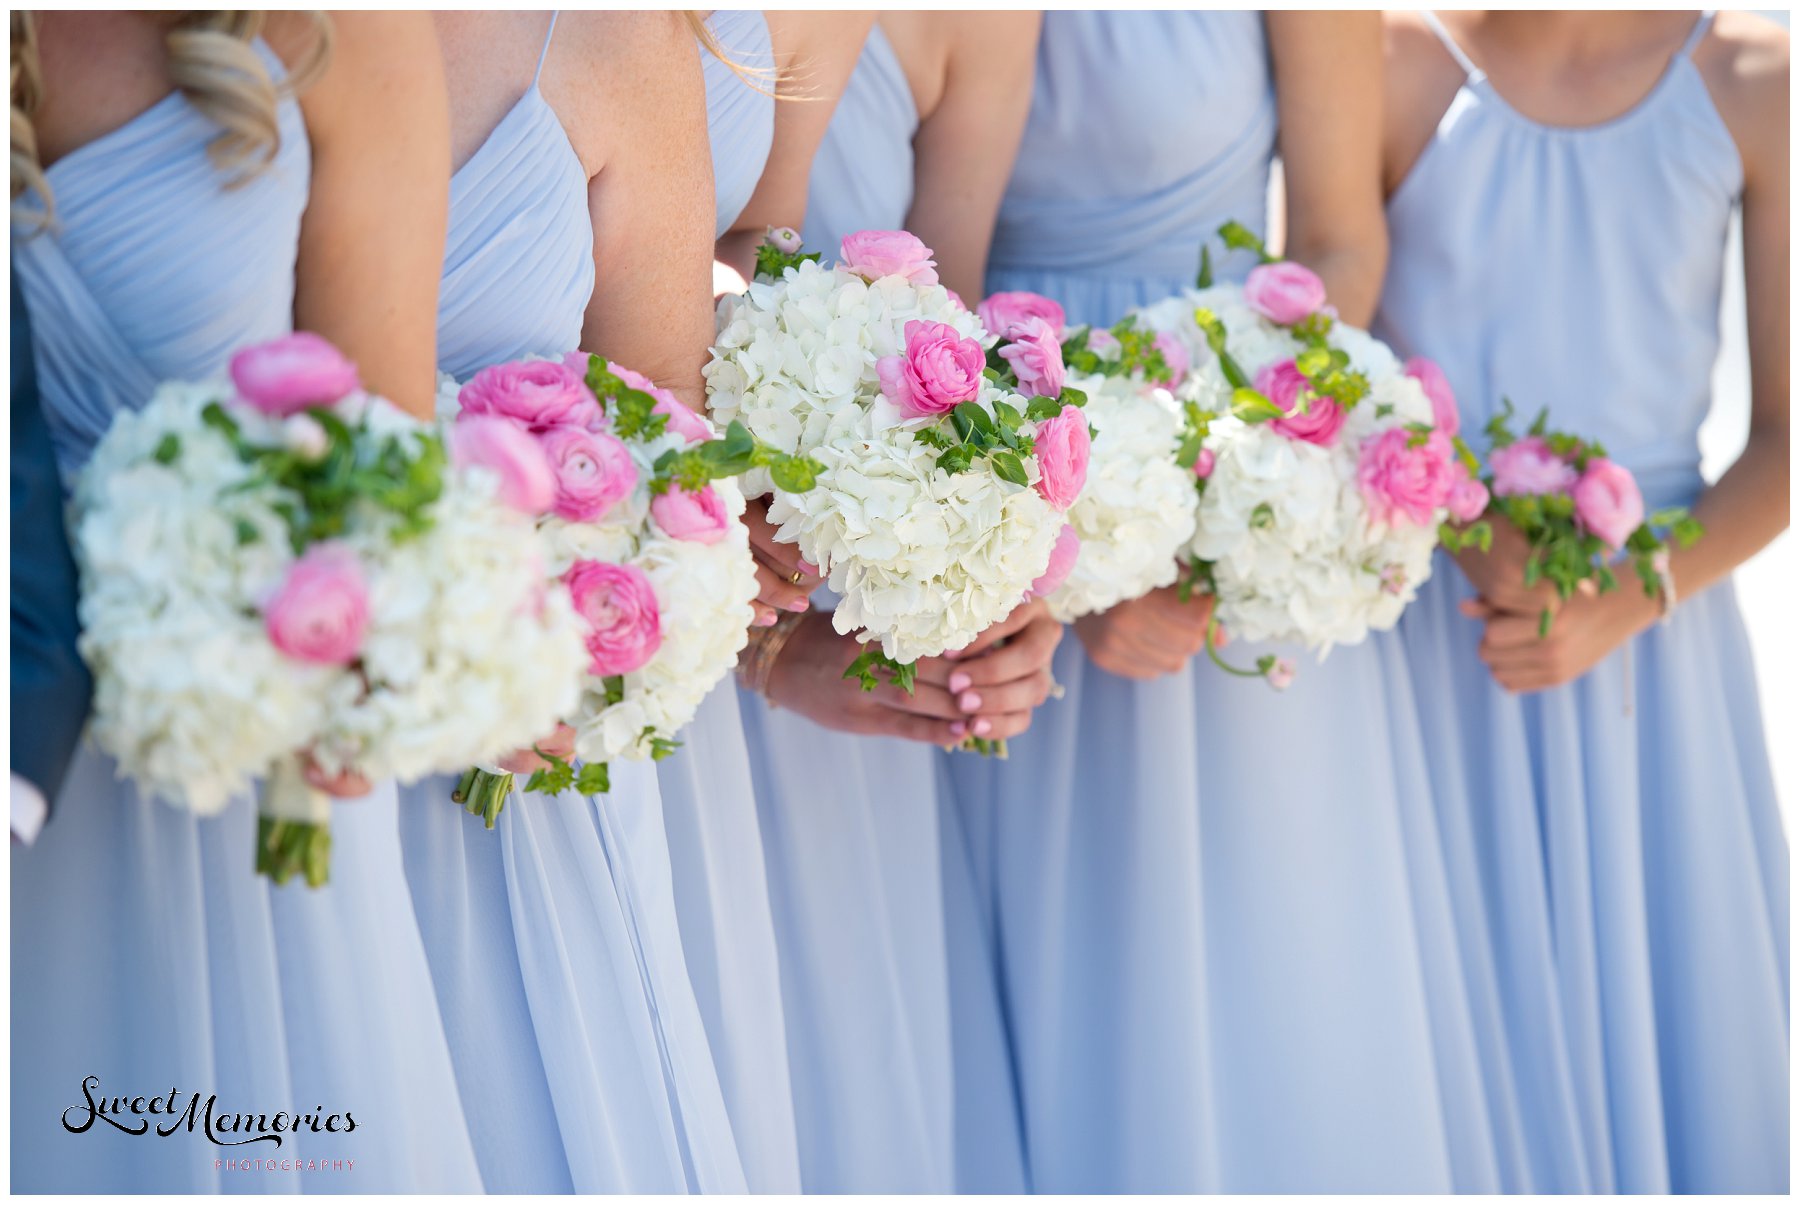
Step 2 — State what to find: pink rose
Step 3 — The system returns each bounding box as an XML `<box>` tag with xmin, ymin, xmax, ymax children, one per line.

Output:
<box><xmin>1192</xmin><ymin>447</ymin><xmax>1216</xmax><ymax>479</ymax></box>
<box><xmin>230</xmin><ymin>332</ymin><xmax>360</xmax><ymax>418</ymax></box>
<box><xmin>978</xmin><ymin>291</ymin><xmax>1067</xmax><ymax>340</ymax></box>
<box><xmin>540</xmin><ymin>426</ymin><xmax>637</xmax><ymax>522</ymax></box>
<box><xmin>1267</xmin><ymin>657</ymin><xmax>1297</xmax><ymax>691</ymax></box>
<box><xmin>1357</xmin><ymin>427</ymin><xmax>1457</xmax><ymax>529</ymax></box>
<box><xmin>944</xmin><ymin>288</ymin><xmax>968</xmax><ymax>312</ymax></box>
<box><xmin>460</xmin><ymin>359</ymin><xmax>601</xmax><ymax>432</ymax></box>
<box><xmin>1033</xmin><ymin>404</ymin><xmax>1091</xmax><ymax>510</ymax></box>
<box><xmin>839</xmin><ymin>229</ymin><xmax>939</xmax><ymax>285</ymax></box>
<box><xmin>1571</xmin><ymin>457</ymin><xmax>1645</xmax><ymax>551</ymax></box>
<box><xmin>651</xmin><ymin>484</ymin><xmax>731</xmax><ymax>544</ymax></box>
<box><xmin>767</xmin><ymin>225</ymin><xmax>803</xmax><ymax>254</ymax></box>
<box><xmin>264</xmin><ymin>543</ymin><xmax>368</xmax><ymax>666</ymax></box>
<box><xmin>564</xmin><ymin>561</ymin><xmax>663</xmax><ymax>677</ymax></box>
<box><xmin>1029</xmin><ymin>524</ymin><xmax>1081</xmax><ymax>599</ymax></box>
<box><xmin>1244</xmin><ymin>261</ymin><xmax>1328</xmax><ymax>325</ymax></box>
<box><xmin>998</xmin><ymin>317</ymin><xmax>1067</xmax><ymax>399</ymax></box>
<box><xmin>1153</xmin><ymin>331</ymin><xmax>1190</xmax><ymax>387</ymax></box>
<box><xmin>1261</xmin><ymin>360</ymin><xmax>1346</xmax><ymax>447</ymax></box>
<box><xmin>1404</xmin><ymin>356</ymin><xmax>1460</xmax><ymax>437</ymax></box>
<box><xmin>1489</xmin><ymin>436</ymin><xmax>1578</xmax><ymax>498</ymax></box>
<box><xmin>876</xmin><ymin>320</ymin><xmax>985</xmax><ymax>417</ymax></box>
<box><xmin>451</xmin><ymin>416</ymin><xmax>557</xmax><ymax>516</ymax></box>
<box><xmin>1445</xmin><ymin>465</ymin><xmax>1491</xmax><ymax>524</ymax></box>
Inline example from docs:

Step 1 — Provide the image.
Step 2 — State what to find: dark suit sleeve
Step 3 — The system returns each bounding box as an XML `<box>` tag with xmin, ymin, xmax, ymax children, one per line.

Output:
<box><xmin>11</xmin><ymin>275</ymin><xmax>92</xmax><ymax>809</ymax></box>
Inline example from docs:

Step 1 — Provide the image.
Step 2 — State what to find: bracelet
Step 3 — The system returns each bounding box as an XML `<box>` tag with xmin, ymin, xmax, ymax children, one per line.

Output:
<box><xmin>737</xmin><ymin>610</ymin><xmax>807</xmax><ymax>700</ymax></box>
<box><xmin>1656</xmin><ymin>555</ymin><xmax>1678</xmax><ymax>626</ymax></box>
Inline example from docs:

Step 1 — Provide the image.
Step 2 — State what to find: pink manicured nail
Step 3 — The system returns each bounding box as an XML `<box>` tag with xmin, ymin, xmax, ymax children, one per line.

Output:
<box><xmin>755</xmin><ymin>611</ymin><xmax>778</xmax><ymax>627</ymax></box>
<box><xmin>785</xmin><ymin>598</ymin><xmax>809</xmax><ymax>612</ymax></box>
<box><xmin>972</xmin><ymin>718</ymin><xmax>993</xmax><ymax>737</ymax></box>
<box><xmin>950</xmin><ymin>721</ymin><xmax>968</xmax><ymax>738</ymax></box>
<box><xmin>797</xmin><ymin>559</ymin><xmax>818</xmax><ymax>576</ymax></box>
<box><xmin>949</xmin><ymin>671</ymin><xmax>972</xmax><ymax>693</ymax></box>
<box><xmin>943</xmin><ymin>646</ymin><xmax>963</xmax><ymax>660</ymax></box>
<box><xmin>959</xmin><ymin>691</ymin><xmax>982</xmax><ymax>713</ymax></box>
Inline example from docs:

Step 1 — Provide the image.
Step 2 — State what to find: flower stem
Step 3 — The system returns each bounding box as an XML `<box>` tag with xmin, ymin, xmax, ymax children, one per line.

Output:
<box><xmin>1202</xmin><ymin>615</ymin><xmax>1266</xmax><ymax>679</ymax></box>
<box><xmin>453</xmin><ymin>767</ymin><xmax>515</xmax><ymax>829</ymax></box>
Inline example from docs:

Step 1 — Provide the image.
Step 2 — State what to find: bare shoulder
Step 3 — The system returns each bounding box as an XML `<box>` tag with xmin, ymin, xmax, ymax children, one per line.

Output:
<box><xmin>1380</xmin><ymin>11</ymin><xmax>1465</xmax><ymax>195</ymax></box>
<box><xmin>545</xmin><ymin>10</ymin><xmax>701</xmax><ymax>169</ymax></box>
<box><xmin>766</xmin><ymin>9</ymin><xmax>872</xmax><ymax>60</ymax></box>
<box><xmin>1694</xmin><ymin>12</ymin><xmax>1788</xmax><ymax>180</ymax></box>
<box><xmin>267</xmin><ymin>11</ymin><xmax>434</xmax><ymax>79</ymax></box>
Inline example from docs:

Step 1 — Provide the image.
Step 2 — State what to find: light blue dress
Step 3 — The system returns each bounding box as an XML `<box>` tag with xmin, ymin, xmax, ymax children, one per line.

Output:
<box><xmin>734</xmin><ymin>24</ymin><xmax>1027</xmax><ymax>1193</ymax></box>
<box><xmin>654</xmin><ymin>10</ymin><xmax>803</xmax><ymax>1195</ymax></box>
<box><xmin>1376</xmin><ymin>13</ymin><xmax>1787</xmax><ymax>1193</ymax></box>
<box><xmin>10</xmin><ymin>41</ymin><xmax>482</xmax><ymax>1193</ymax></box>
<box><xmin>946</xmin><ymin>11</ymin><xmax>1500</xmax><ymax>1192</ymax></box>
<box><xmin>396</xmin><ymin>17</ymin><xmax>746</xmax><ymax>1193</ymax></box>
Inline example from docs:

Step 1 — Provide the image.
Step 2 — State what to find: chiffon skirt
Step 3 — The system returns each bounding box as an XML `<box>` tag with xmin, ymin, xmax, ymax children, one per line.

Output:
<box><xmin>945</xmin><ymin>632</ymin><xmax>1504</xmax><ymax>1193</ymax></box>
<box><xmin>11</xmin><ymin>754</ymin><xmax>482</xmax><ymax>1193</ymax></box>
<box><xmin>737</xmin><ymin>689</ymin><xmax>1027</xmax><ymax>1192</ymax></box>
<box><xmin>398</xmin><ymin>762</ymin><xmax>746</xmax><ymax>1193</ymax></box>
<box><xmin>1399</xmin><ymin>556</ymin><xmax>1788</xmax><ymax>1193</ymax></box>
<box><xmin>657</xmin><ymin>685</ymin><xmax>803</xmax><ymax>1192</ymax></box>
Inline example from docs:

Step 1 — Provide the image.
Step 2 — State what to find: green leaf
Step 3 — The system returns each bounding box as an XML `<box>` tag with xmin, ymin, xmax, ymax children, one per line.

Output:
<box><xmin>1217</xmin><ymin>219</ymin><xmax>1274</xmax><ymax>263</ymax></box>
<box><xmin>1059</xmin><ymin>384</ymin><xmax>1088</xmax><ymax>409</ymax></box>
<box><xmin>1195</xmin><ymin>243</ymin><xmax>1213</xmax><ymax>290</ymax></box>
<box><xmin>153</xmin><ymin>433</ymin><xmax>182</xmax><ymax>465</ymax></box>
<box><xmin>769</xmin><ymin>456</ymin><xmax>819</xmax><ymax>494</ymax></box>
<box><xmin>1230</xmin><ymin>388</ymin><xmax>1285</xmax><ymax>423</ymax></box>
<box><xmin>1024</xmin><ymin>395</ymin><xmax>1064</xmax><ymax>422</ymax></box>
<box><xmin>989</xmin><ymin>450</ymin><xmax>1029</xmax><ymax>487</ymax></box>
<box><xmin>574</xmin><ymin>761</ymin><xmax>611</xmax><ymax>795</ymax></box>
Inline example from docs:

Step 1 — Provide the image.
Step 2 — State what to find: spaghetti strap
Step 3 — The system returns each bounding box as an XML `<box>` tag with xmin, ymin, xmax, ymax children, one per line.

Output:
<box><xmin>533</xmin><ymin>11</ymin><xmax>559</xmax><ymax>87</ymax></box>
<box><xmin>1678</xmin><ymin>10</ymin><xmax>1716</xmax><ymax>58</ymax></box>
<box><xmin>1422</xmin><ymin>11</ymin><xmax>1483</xmax><ymax>81</ymax></box>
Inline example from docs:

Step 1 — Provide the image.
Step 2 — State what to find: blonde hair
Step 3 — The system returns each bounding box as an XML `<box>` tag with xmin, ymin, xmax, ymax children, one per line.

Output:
<box><xmin>683</xmin><ymin>11</ymin><xmax>779</xmax><ymax>97</ymax></box>
<box><xmin>12</xmin><ymin>11</ymin><xmax>330</xmax><ymax>219</ymax></box>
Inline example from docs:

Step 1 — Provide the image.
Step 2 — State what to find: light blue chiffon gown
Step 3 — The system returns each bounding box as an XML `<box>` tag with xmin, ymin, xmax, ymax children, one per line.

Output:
<box><xmin>10</xmin><ymin>41</ymin><xmax>482</xmax><ymax>1193</ymax></box>
<box><xmin>654</xmin><ymin>11</ymin><xmax>805</xmax><ymax>1194</ymax></box>
<box><xmin>1375</xmin><ymin>13</ymin><xmax>1786</xmax><ymax>1193</ymax></box>
<box><xmin>396</xmin><ymin>17</ymin><xmax>746</xmax><ymax>1193</ymax></box>
<box><xmin>944</xmin><ymin>12</ymin><xmax>1500</xmax><ymax>1192</ymax></box>
<box><xmin>729</xmin><ymin>24</ymin><xmax>1028</xmax><ymax>1193</ymax></box>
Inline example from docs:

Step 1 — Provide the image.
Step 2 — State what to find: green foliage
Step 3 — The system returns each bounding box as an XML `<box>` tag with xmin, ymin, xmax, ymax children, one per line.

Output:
<box><xmin>753</xmin><ymin>236</ymin><xmax>822</xmax><ymax>282</ymax></box>
<box><xmin>844</xmin><ymin>648</ymin><xmax>917</xmax><ymax>694</ymax></box>
<box><xmin>1195</xmin><ymin>243</ymin><xmax>1213</xmax><ymax>290</ymax></box>
<box><xmin>524</xmin><ymin>753</ymin><xmax>611</xmax><ymax>798</ymax></box>
<box><xmin>256</xmin><ymin>815</ymin><xmax>331</xmax><ymax>888</ymax></box>
<box><xmin>1216</xmin><ymin>220</ymin><xmax>1277</xmax><ymax>264</ymax></box>
<box><xmin>911</xmin><ymin>392</ymin><xmax>1067</xmax><ymax>484</ymax></box>
<box><xmin>1192</xmin><ymin>309</ymin><xmax>1252</xmax><ymax>390</ymax></box>
<box><xmin>1061</xmin><ymin>316</ymin><xmax>1174</xmax><ymax>384</ymax></box>
<box><xmin>651</xmin><ymin>417</ymin><xmax>823</xmax><ymax>497</ymax></box>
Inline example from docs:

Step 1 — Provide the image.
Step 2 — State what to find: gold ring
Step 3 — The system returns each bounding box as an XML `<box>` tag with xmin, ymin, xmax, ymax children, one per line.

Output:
<box><xmin>788</xmin><ymin>569</ymin><xmax>806</xmax><ymax>585</ymax></box>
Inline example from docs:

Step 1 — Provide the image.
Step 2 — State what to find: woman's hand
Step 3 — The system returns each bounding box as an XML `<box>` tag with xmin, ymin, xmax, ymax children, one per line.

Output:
<box><xmin>1465</xmin><ymin>586</ymin><xmax>1658</xmax><ymax>693</ymax></box>
<box><xmin>764</xmin><ymin>612</ymin><xmax>969</xmax><ymax>745</ymax></box>
<box><xmin>1452</xmin><ymin>517</ymin><xmax>1587</xmax><ymax>618</ymax></box>
<box><xmin>494</xmin><ymin>723</ymin><xmax>578</xmax><ymax>776</ymax></box>
<box><xmin>931</xmin><ymin>599</ymin><xmax>1065</xmax><ymax>744</ymax></box>
<box><xmin>1073</xmin><ymin>585</ymin><xmax>1217</xmax><ymax>680</ymax></box>
<box><xmin>744</xmin><ymin>499</ymin><xmax>822</xmax><ymax>627</ymax></box>
<box><xmin>302</xmin><ymin>757</ymin><xmax>372</xmax><ymax>799</ymax></box>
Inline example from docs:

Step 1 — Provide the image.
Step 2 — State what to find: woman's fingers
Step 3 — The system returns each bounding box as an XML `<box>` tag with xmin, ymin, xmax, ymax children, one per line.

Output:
<box><xmin>1480</xmin><ymin>613</ymin><xmax>1545</xmax><ymax>652</ymax></box>
<box><xmin>950</xmin><ymin>616</ymin><xmax>1064</xmax><ymax>688</ymax></box>
<box><xmin>303</xmin><ymin>758</ymin><xmax>372</xmax><ymax>799</ymax></box>
<box><xmin>962</xmin><ymin>671</ymin><xmax>1055</xmax><ymax>716</ymax></box>
<box><xmin>873</xmin><ymin>680</ymin><xmax>965</xmax><ymax>721</ymax></box>
<box><xmin>753</xmin><ymin>560</ymin><xmax>813</xmax><ymax>613</ymax></box>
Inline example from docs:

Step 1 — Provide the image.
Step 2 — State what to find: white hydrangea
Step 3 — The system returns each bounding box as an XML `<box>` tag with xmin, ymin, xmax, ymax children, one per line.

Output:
<box><xmin>1041</xmin><ymin>373</ymin><xmax>1197</xmax><ymax>622</ymax></box>
<box><xmin>1129</xmin><ymin>286</ymin><xmax>1446</xmax><ymax>657</ymax></box>
<box><xmin>706</xmin><ymin>259</ymin><xmax>1065</xmax><ymax>662</ymax></box>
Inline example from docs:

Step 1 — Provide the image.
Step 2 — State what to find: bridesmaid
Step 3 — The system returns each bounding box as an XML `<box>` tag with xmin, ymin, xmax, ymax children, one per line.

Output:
<box><xmin>945</xmin><ymin>11</ymin><xmax>1501</xmax><ymax>1192</ymax></box>
<box><xmin>399</xmin><ymin>11</ymin><xmax>745</xmax><ymax>1193</ymax></box>
<box><xmin>10</xmin><ymin>11</ymin><xmax>482</xmax><ymax>1192</ymax></box>
<box><xmin>732</xmin><ymin>12</ymin><xmax>1047</xmax><ymax>1192</ymax></box>
<box><xmin>1378</xmin><ymin>10</ymin><xmax>1788</xmax><ymax>1192</ymax></box>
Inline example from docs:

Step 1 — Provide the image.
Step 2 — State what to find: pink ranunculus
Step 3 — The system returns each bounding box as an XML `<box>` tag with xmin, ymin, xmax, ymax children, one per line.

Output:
<box><xmin>459</xmin><ymin>359</ymin><xmax>601</xmax><ymax>432</ymax></box>
<box><xmin>1152</xmin><ymin>331</ymin><xmax>1191</xmax><ymax>387</ymax></box>
<box><xmin>1029</xmin><ymin>524</ymin><xmax>1082</xmax><ymax>599</ymax></box>
<box><xmin>540</xmin><ymin>426</ymin><xmax>637</xmax><ymax>523</ymax></box>
<box><xmin>1358</xmin><ymin>427</ymin><xmax>1458</xmax><ymax>529</ymax></box>
<box><xmin>1403</xmin><ymin>356</ymin><xmax>1460</xmax><ymax>436</ymax></box>
<box><xmin>767</xmin><ymin>225</ymin><xmax>803</xmax><ymax>254</ymax></box>
<box><xmin>230</xmin><ymin>332</ymin><xmax>360</xmax><ymax>418</ymax></box>
<box><xmin>1489</xmin><ymin>436</ymin><xmax>1579</xmax><ymax>498</ymax></box>
<box><xmin>1571</xmin><ymin>457</ymin><xmax>1646</xmax><ymax>551</ymax></box>
<box><xmin>1243</xmin><ymin>261</ymin><xmax>1328</xmax><ymax>325</ymax></box>
<box><xmin>944</xmin><ymin>288</ymin><xmax>968</xmax><ymax>312</ymax></box>
<box><xmin>565</xmin><ymin>561</ymin><xmax>663</xmax><ymax>677</ymax></box>
<box><xmin>451</xmin><ymin>416</ymin><xmax>557</xmax><ymax>515</ymax></box>
<box><xmin>1085</xmin><ymin>328</ymin><xmax>1122</xmax><ymax>359</ymax></box>
<box><xmin>597</xmin><ymin>359</ymin><xmax>712</xmax><ymax>444</ymax></box>
<box><xmin>876</xmin><ymin>319</ymin><xmax>985</xmax><ymax>417</ymax></box>
<box><xmin>1192</xmin><ymin>447</ymin><xmax>1216</xmax><ymax>479</ymax></box>
<box><xmin>1260</xmin><ymin>360</ymin><xmax>1346</xmax><ymax>447</ymax></box>
<box><xmin>1445</xmin><ymin>464</ymin><xmax>1491</xmax><ymax>523</ymax></box>
<box><xmin>651</xmin><ymin>484</ymin><xmax>731</xmax><ymax>544</ymax></box>
<box><xmin>281</xmin><ymin>413</ymin><xmax>330</xmax><ymax>462</ymax></box>
<box><xmin>978</xmin><ymin>291</ymin><xmax>1067</xmax><ymax>340</ymax></box>
<box><xmin>264</xmin><ymin>543</ymin><xmax>369</xmax><ymax>666</ymax></box>
<box><xmin>998</xmin><ymin>317</ymin><xmax>1067</xmax><ymax>399</ymax></box>
<box><xmin>839</xmin><ymin>229</ymin><xmax>939</xmax><ymax>285</ymax></box>
<box><xmin>1033</xmin><ymin>404</ymin><xmax>1091</xmax><ymax>510</ymax></box>
<box><xmin>1266</xmin><ymin>657</ymin><xmax>1297</xmax><ymax>690</ymax></box>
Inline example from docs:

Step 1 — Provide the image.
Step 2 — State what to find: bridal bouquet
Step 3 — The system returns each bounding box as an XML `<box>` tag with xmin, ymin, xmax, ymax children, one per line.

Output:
<box><xmin>1478</xmin><ymin>399</ymin><xmax>1702</xmax><ymax>636</ymax></box>
<box><xmin>440</xmin><ymin>353</ymin><xmax>773</xmax><ymax>824</ymax></box>
<box><xmin>73</xmin><ymin>334</ymin><xmax>586</xmax><ymax>886</ymax></box>
<box><xmin>1128</xmin><ymin>224</ymin><xmax>1490</xmax><ymax>686</ymax></box>
<box><xmin>705</xmin><ymin>230</ymin><xmax>1083</xmax><ymax>691</ymax></box>
<box><xmin>977</xmin><ymin>291</ymin><xmax>1197</xmax><ymax>622</ymax></box>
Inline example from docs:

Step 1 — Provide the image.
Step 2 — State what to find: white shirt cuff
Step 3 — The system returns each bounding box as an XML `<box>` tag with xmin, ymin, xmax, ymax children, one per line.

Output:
<box><xmin>12</xmin><ymin>773</ymin><xmax>48</xmax><ymax>846</ymax></box>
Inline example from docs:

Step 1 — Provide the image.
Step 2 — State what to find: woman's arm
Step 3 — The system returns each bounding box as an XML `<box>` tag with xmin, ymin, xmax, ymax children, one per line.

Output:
<box><xmin>715</xmin><ymin>10</ymin><xmax>873</xmax><ymax>279</ymax></box>
<box><xmin>1267</xmin><ymin>11</ymin><xmax>1388</xmax><ymax>326</ymax></box>
<box><xmin>288</xmin><ymin>11</ymin><xmax>449</xmax><ymax>418</ymax></box>
<box><xmin>896</xmin><ymin>11</ymin><xmax>1040</xmax><ymax>303</ymax></box>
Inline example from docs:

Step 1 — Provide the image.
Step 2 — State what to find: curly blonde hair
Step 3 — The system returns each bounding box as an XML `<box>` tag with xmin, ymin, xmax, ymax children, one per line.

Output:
<box><xmin>12</xmin><ymin>11</ymin><xmax>330</xmax><ymax>220</ymax></box>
